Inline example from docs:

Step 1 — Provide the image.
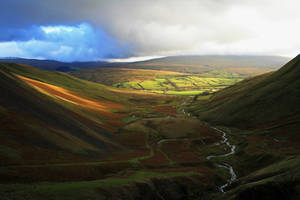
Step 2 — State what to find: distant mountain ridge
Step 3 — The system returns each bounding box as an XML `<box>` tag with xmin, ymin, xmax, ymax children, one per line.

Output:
<box><xmin>0</xmin><ymin>58</ymin><xmax>113</xmax><ymax>71</ymax></box>
<box><xmin>131</xmin><ymin>55</ymin><xmax>289</xmax><ymax>68</ymax></box>
<box><xmin>122</xmin><ymin>55</ymin><xmax>290</xmax><ymax>73</ymax></box>
<box><xmin>0</xmin><ymin>55</ymin><xmax>290</xmax><ymax>73</ymax></box>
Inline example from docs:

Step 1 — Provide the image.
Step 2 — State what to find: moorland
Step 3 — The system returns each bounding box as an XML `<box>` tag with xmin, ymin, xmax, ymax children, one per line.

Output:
<box><xmin>0</xmin><ymin>55</ymin><xmax>299</xmax><ymax>200</ymax></box>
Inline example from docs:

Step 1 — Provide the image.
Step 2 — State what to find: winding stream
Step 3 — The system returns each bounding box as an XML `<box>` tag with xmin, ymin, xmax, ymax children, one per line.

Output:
<box><xmin>207</xmin><ymin>127</ymin><xmax>237</xmax><ymax>193</ymax></box>
<box><xmin>156</xmin><ymin>127</ymin><xmax>237</xmax><ymax>193</ymax></box>
<box><xmin>178</xmin><ymin>102</ymin><xmax>237</xmax><ymax>193</ymax></box>
<box><xmin>163</xmin><ymin>103</ymin><xmax>237</xmax><ymax>193</ymax></box>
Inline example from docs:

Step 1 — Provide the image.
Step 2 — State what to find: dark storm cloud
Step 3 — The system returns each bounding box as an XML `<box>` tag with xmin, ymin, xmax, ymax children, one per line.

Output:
<box><xmin>0</xmin><ymin>0</ymin><xmax>299</xmax><ymax>60</ymax></box>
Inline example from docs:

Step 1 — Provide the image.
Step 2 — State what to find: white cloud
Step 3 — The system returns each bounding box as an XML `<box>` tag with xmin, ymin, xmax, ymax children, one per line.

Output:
<box><xmin>0</xmin><ymin>23</ymin><xmax>128</xmax><ymax>61</ymax></box>
<box><xmin>105</xmin><ymin>55</ymin><xmax>164</xmax><ymax>63</ymax></box>
<box><xmin>41</xmin><ymin>26</ymin><xmax>73</xmax><ymax>34</ymax></box>
<box><xmin>0</xmin><ymin>42</ymin><xmax>26</xmax><ymax>58</ymax></box>
<box><xmin>1</xmin><ymin>0</ymin><xmax>300</xmax><ymax>59</ymax></box>
<box><xmin>86</xmin><ymin>0</ymin><xmax>300</xmax><ymax>57</ymax></box>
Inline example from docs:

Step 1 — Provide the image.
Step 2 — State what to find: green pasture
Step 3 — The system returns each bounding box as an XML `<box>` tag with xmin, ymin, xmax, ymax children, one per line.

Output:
<box><xmin>113</xmin><ymin>75</ymin><xmax>243</xmax><ymax>96</ymax></box>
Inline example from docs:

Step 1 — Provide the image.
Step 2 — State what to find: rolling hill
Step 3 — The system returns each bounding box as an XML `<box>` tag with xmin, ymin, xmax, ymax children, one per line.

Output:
<box><xmin>122</xmin><ymin>55</ymin><xmax>290</xmax><ymax>74</ymax></box>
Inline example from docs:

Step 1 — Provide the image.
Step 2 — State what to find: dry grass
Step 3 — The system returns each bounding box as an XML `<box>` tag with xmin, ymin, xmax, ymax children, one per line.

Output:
<box><xmin>17</xmin><ymin>75</ymin><xmax>124</xmax><ymax>111</ymax></box>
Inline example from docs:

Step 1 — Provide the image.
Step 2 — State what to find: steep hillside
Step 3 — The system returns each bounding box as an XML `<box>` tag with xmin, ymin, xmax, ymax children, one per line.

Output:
<box><xmin>190</xmin><ymin>54</ymin><xmax>300</xmax><ymax>128</ymax></box>
<box><xmin>0</xmin><ymin>65</ymin><xmax>124</xmax><ymax>166</ymax></box>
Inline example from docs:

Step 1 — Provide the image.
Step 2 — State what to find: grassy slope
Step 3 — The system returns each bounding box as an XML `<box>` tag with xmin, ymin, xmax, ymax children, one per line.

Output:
<box><xmin>0</xmin><ymin>64</ymin><xmax>124</xmax><ymax>166</ymax></box>
<box><xmin>190</xmin><ymin>55</ymin><xmax>300</xmax><ymax>128</ymax></box>
<box><xmin>0</xmin><ymin>63</ymin><xmax>180</xmax><ymax>109</ymax></box>
<box><xmin>222</xmin><ymin>156</ymin><xmax>300</xmax><ymax>200</ymax></box>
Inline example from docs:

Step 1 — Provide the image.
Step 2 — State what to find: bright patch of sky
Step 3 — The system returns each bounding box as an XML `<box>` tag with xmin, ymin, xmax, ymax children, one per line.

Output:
<box><xmin>41</xmin><ymin>26</ymin><xmax>73</xmax><ymax>34</ymax></box>
<box><xmin>105</xmin><ymin>56</ymin><xmax>165</xmax><ymax>63</ymax></box>
<box><xmin>0</xmin><ymin>23</ymin><xmax>128</xmax><ymax>61</ymax></box>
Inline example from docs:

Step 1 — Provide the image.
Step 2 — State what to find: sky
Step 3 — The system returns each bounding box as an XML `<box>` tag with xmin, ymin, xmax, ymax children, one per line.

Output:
<box><xmin>0</xmin><ymin>0</ymin><xmax>299</xmax><ymax>62</ymax></box>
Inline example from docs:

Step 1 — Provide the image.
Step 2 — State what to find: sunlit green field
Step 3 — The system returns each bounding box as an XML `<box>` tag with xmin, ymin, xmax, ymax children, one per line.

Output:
<box><xmin>113</xmin><ymin>76</ymin><xmax>243</xmax><ymax>95</ymax></box>
<box><xmin>70</xmin><ymin>68</ymin><xmax>245</xmax><ymax>96</ymax></box>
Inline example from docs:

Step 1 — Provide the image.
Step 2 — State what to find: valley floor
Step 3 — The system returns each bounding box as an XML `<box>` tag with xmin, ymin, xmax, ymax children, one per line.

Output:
<box><xmin>1</xmin><ymin>61</ymin><xmax>300</xmax><ymax>200</ymax></box>
<box><xmin>2</xmin><ymin>109</ymin><xmax>299</xmax><ymax>200</ymax></box>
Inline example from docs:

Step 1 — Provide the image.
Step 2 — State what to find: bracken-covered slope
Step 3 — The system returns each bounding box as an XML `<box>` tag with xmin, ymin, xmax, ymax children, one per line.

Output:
<box><xmin>0</xmin><ymin>63</ymin><xmax>178</xmax><ymax>167</ymax></box>
<box><xmin>0</xmin><ymin>64</ymin><xmax>125</xmax><ymax>166</ymax></box>
<box><xmin>191</xmin><ymin>54</ymin><xmax>300</xmax><ymax>128</ymax></box>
